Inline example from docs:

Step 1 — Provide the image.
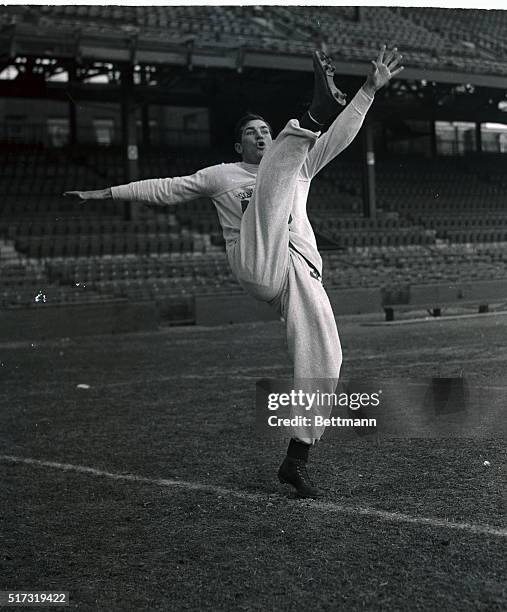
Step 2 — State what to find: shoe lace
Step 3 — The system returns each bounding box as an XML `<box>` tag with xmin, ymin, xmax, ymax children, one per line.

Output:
<box><xmin>295</xmin><ymin>461</ymin><xmax>315</xmax><ymax>486</ymax></box>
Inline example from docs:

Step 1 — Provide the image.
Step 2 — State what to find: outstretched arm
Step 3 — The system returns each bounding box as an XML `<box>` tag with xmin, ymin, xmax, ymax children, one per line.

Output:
<box><xmin>63</xmin><ymin>187</ymin><xmax>112</xmax><ymax>201</ymax></box>
<box><xmin>63</xmin><ymin>166</ymin><xmax>221</xmax><ymax>206</ymax></box>
<box><xmin>303</xmin><ymin>45</ymin><xmax>403</xmax><ymax>179</ymax></box>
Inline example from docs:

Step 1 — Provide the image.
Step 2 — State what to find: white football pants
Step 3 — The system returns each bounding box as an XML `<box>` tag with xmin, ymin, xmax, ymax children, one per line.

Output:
<box><xmin>228</xmin><ymin>119</ymin><xmax>342</xmax><ymax>444</ymax></box>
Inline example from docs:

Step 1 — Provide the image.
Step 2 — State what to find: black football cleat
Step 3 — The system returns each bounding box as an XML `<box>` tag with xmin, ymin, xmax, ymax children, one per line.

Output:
<box><xmin>278</xmin><ymin>456</ymin><xmax>321</xmax><ymax>499</ymax></box>
<box><xmin>308</xmin><ymin>50</ymin><xmax>347</xmax><ymax>125</ymax></box>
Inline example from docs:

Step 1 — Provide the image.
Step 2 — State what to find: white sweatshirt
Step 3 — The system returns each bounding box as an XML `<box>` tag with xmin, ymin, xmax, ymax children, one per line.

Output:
<box><xmin>111</xmin><ymin>87</ymin><xmax>373</xmax><ymax>272</ymax></box>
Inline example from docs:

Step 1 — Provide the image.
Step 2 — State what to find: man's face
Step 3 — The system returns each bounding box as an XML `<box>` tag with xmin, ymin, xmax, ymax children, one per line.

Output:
<box><xmin>235</xmin><ymin>120</ymin><xmax>273</xmax><ymax>164</ymax></box>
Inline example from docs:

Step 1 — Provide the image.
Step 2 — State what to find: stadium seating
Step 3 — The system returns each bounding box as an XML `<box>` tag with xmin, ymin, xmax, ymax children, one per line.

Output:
<box><xmin>44</xmin><ymin>253</ymin><xmax>241</xmax><ymax>302</ymax></box>
<box><xmin>2</xmin><ymin>141</ymin><xmax>507</xmax><ymax>313</ymax></box>
<box><xmin>4</xmin><ymin>233</ymin><xmax>507</xmax><ymax>310</ymax></box>
<box><xmin>2</xmin><ymin>6</ymin><xmax>507</xmax><ymax>75</ymax></box>
<box><xmin>1</xmin><ymin>6</ymin><xmax>506</xmax><ymax>323</ymax></box>
<box><xmin>322</xmin><ymin>243</ymin><xmax>507</xmax><ymax>289</ymax></box>
<box><xmin>0</xmin><ymin>239</ymin><xmax>117</xmax><ymax>308</ymax></box>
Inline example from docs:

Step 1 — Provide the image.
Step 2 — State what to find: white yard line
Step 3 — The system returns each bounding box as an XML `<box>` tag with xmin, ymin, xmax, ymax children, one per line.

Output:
<box><xmin>1</xmin><ymin>455</ymin><xmax>505</xmax><ymax>539</ymax></box>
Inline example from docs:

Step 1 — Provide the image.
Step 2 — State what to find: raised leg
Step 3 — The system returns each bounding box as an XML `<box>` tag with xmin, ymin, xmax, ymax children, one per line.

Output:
<box><xmin>230</xmin><ymin>120</ymin><xmax>319</xmax><ymax>302</ymax></box>
<box><xmin>229</xmin><ymin>50</ymin><xmax>346</xmax><ymax>302</ymax></box>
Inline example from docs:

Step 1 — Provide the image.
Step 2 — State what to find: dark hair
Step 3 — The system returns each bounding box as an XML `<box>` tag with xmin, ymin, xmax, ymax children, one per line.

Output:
<box><xmin>234</xmin><ymin>113</ymin><xmax>273</xmax><ymax>143</ymax></box>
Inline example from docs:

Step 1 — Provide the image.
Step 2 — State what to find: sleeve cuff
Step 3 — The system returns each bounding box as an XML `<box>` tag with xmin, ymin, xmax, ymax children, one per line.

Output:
<box><xmin>351</xmin><ymin>87</ymin><xmax>375</xmax><ymax>115</ymax></box>
<box><xmin>110</xmin><ymin>185</ymin><xmax>131</xmax><ymax>201</ymax></box>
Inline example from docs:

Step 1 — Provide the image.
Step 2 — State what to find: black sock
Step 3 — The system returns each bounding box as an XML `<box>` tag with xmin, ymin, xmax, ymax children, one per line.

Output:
<box><xmin>299</xmin><ymin>110</ymin><xmax>323</xmax><ymax>133</ymax></box>
<box><xmin>287</xmin><ymin>438</ymin><xmax>310</xmax><ymax>462</ymax></box>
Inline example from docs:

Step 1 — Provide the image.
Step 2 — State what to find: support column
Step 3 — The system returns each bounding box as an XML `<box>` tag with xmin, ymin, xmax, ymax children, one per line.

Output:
<box><xmin>121</xmin><ymin>63</ymin><xmax>139</xmax><ymax>221</ymax></box>
<box><xmin>430</xmin><ymin>118</ymin><xmax>437</xmax><ymax>158</ymax></box>
<box><xmin>381</xmin><ymin>122</ymin><xmax>388</xmax><ymax>155</ymax></box>
<box><xmin>361</xmin><ymin>121</ymin><xmax>376</xmax><ymax>219</ymax></box>
<box><xmin>68</xmin><ymin>63</ymin><xmax>78</xmax><ymax>147</ymax></box>
<box><xmin>475</xmin><ymin>121</ymin><xmax>482</xmax><ymax>153</ymax></box>
<box><xmin>141</xmin><ymin>102</ymin><xmax>150</xmax><ymax>148</ymax></box>
<box><xmin>141</xmin><ymin>67</ymin><xmax>151</xmax><ymax>148</ymax></box>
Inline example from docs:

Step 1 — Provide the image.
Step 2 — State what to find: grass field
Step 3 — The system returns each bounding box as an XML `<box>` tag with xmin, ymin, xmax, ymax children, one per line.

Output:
<box><xmin>1</xmin><ymin>313</ymin><xmax>505</xmax><ymax>611</ymax></box>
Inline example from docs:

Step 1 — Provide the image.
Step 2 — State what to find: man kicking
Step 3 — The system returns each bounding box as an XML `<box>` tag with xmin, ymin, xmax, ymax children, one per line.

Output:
<box><xmin>64</xmin><ymin>45</ymin><xmax>403</xmax><ymax>498</ymax></box>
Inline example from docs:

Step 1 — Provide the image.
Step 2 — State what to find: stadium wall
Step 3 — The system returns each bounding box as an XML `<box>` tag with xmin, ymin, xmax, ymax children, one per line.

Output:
<box><xmin>194</xmin><ymin>280</ymin><xmax>507</xmax><ymax>326</ymax></box>
<box><xmin>195</xmin><ymin>288</ymin><xmax>382</xmax><ymax>326</ymax></box>
<box><xmin>0</xmin><ymin>301</ymin><xmax>158</xmax><ymax>341</ymax></box>
<box><xmin>195</xmin><ymin>293</ymin><xmax>279</xmax><ymax>326</ymax></box>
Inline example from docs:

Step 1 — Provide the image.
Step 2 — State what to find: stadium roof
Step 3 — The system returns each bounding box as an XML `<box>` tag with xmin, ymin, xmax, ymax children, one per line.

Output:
<box><xmin>1</xmin><ymin>5</ymin><xmax>507</xmax><ymax>88</ymax></box>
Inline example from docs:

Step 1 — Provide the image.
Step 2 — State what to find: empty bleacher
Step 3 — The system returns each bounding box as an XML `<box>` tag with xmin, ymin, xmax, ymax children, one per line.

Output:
<box><xmin>0</xmin><ymin>238</ymin><xmax>117</xmax><ymax>308</ymax></box>
<box><xmin>1</xmin><ymin>6</ymin><xmax>506</xmax><ymax>323</ymax></box>
<box><xmin>45</xmin><ymin>253</ymin><xmax>240</xmax><ymax>302</ymax></box>
<box><xmin>2</xmin><ymin>6</ymin><xmax>507</xmax><ymax>75</ymax></box>
<box><xmin>322</xmin><ymin>243</ymin><xmax>507</xmax><ymax>290</ymax></box>
<box><xmin>2</xmin><ymin>139</ymin><xmax>507</xmax><ymax>318</ymax></box>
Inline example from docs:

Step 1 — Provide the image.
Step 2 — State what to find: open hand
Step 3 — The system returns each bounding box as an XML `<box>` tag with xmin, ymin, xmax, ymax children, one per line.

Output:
<box><xmin>365</xmin><ymin>45</ymin><xmax>404</xmax><ymax>94</ymax></box>
<box><xmin>63</xmin><ymin>189</ymin><xmax>111</xmax><ymax>201</ymax></box>
<box><xmin>63</xmin><ymin>191</ymin><xmax>90</xmax><ymax>201</ymax></box>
